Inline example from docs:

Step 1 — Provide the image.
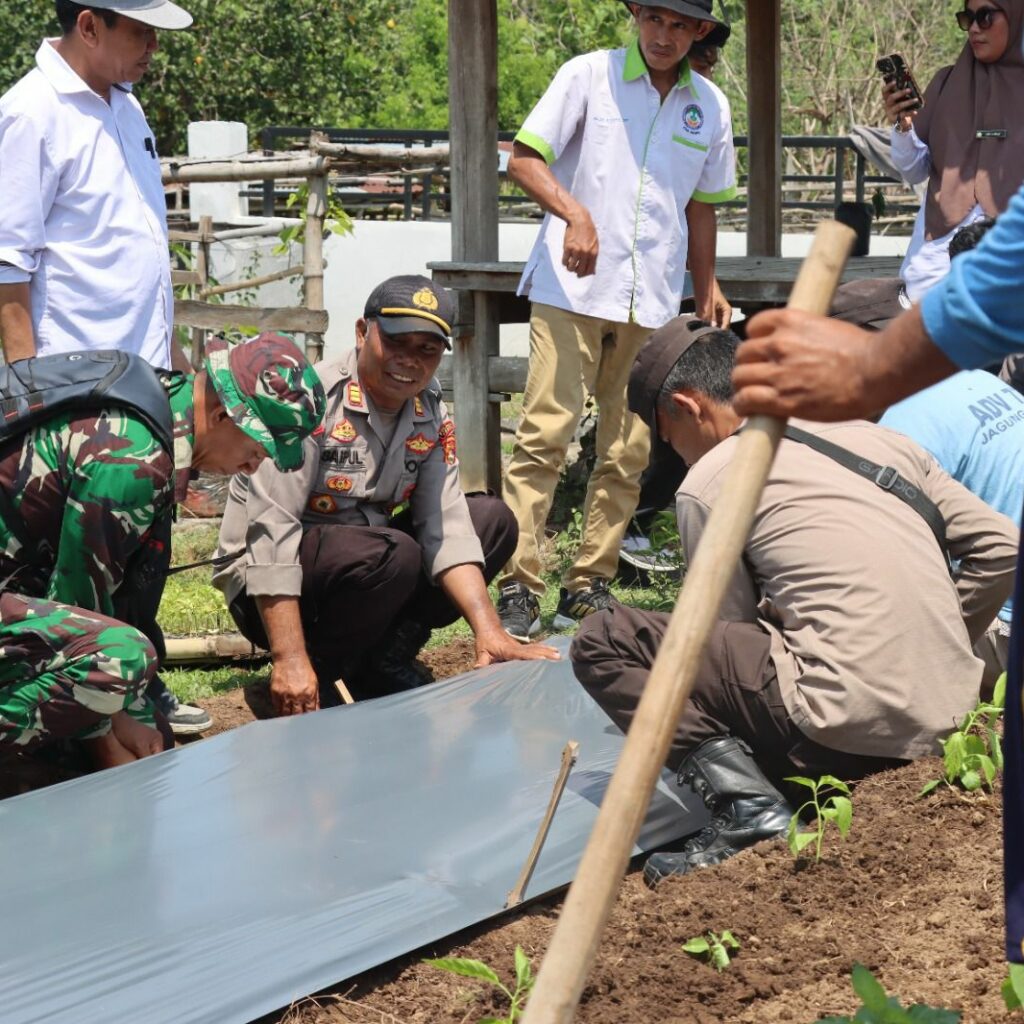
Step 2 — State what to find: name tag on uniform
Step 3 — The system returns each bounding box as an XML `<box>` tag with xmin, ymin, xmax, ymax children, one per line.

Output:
<box><xmin>976</xmin><ymin>129</ymin><xmax>1007</xmax><ymax>139</ymax></box>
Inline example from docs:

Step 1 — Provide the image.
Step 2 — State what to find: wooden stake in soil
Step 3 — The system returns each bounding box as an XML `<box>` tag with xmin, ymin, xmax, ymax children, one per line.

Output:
<box><xmin>520</xmin><ymin>220</ymin><xmax>856</xmax><ymax>1024</ymax></box>
<box><xmin>506</xmin><ymin>741</ymin><xmax>580</xmax><ymax>909</ymax></box>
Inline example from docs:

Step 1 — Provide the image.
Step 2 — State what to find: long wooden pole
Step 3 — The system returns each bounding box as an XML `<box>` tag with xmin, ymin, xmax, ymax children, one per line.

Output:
<box><xmin>520</xmin><ymin>220</ymin><xmax>855</xmax><ymax>1024</ymax></box>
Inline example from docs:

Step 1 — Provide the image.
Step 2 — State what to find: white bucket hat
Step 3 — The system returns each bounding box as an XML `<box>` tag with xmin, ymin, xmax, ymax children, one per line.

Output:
<box><xmin>93</xmin><ymin>0</ymin><xmax>193</xmax><ymax>29</ymax></box>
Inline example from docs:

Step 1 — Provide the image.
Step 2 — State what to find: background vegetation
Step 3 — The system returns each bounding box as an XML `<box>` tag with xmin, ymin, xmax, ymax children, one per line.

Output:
<box><xmin>3</xmin><ymin>1</ymin><xmax>963</xmax><ymax>154</ymax></box>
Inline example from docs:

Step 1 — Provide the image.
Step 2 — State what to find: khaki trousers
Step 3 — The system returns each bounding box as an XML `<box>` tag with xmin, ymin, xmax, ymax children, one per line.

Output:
<box><xmin>501</xmin><ymin>303</ymin><xmax>652</xmax><ymax>595</ymax></box>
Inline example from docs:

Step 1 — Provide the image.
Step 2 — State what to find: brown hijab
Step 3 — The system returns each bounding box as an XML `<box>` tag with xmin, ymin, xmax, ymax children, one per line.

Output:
<box><xmin>914</xmin><ymin>0</ymin><xmax>1024</xmax><ymax>239</ymax></box>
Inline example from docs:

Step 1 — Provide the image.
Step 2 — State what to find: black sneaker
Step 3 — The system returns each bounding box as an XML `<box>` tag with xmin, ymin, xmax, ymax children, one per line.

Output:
<box><xmin>496</xmin><ymin>582</ymin><xmax>541</xmax><ymax>641</ymax></box>
<box><xmin>148</xmin><ymin>680</ymin><xmax>213</xmax><ymax>736</ymax></box>
<box><xmin>553</xmin><ymin>579</ymin><xmax>618</xmax><ymax>629</ymax></box>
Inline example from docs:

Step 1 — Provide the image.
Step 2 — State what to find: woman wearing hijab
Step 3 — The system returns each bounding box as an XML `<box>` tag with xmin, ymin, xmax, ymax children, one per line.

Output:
<box><xmin>883</xmin><ymin>0</ymin><xmax>1023</xmax><ymax>300</ymax></box>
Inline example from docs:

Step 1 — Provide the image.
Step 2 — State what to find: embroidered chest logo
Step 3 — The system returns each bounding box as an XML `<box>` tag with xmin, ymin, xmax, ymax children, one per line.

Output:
<box><xmin>326</xmin><ymin>475</ymin><xmax>354</xmax><ymax>493</ymax></box>
<box><xmin>346</xmin><ymin>382</ymin><xmax>365</xmax><ymax>408</ymax></box>
<box><xmin>309</xmin><ymin>494</ymin><xmax>337</xmax><ymax>515</ymax></box>
<box><xmin>405</xmin><ymin>432</ymin><xmax>436</xmax><ymax>455</ymax></box>
<box><xmin>413</xmin><ymin>288</ymin><xmax>439</xmax><ymax>311</ymax></box>
<box><xmin>331</xmin><ymin>418</ymin><xmax>357</xmax><ymax>443</ymax></box>
<box><xmin>439</xmin><ymin>419</ymin><xmax>457</xmax><ymax>465</ymax></box>
<box><xmin>682</xmin><ymin>103</ymin><xmax>704</xmax><ymax>134</ymax></box>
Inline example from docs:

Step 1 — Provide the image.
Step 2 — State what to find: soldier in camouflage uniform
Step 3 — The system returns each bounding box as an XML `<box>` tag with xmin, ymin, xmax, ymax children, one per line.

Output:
<box><xmin>0</xmin><ymin>333</ymin><xmax>325</xmax><ymax>771</ymax></box>
<box><xmin>215</xmin><ymin>276</ymin><xmax>559</xmax><ymax>715</ymax></box>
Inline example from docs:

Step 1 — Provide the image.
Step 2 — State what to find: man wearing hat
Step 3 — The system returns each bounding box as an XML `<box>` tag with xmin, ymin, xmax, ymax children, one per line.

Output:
<box><xmin>570</xmin><ymin>317</ymin><xmax>1016</xmax><ymax>886</ymax></box>
<box><xmin>0</xmin><ymin>0</ymin><xmax>213</xmax><ymax>733</ymax></box>
<box><xmin>0</xmin><ymin>334</ymin><xmax>325</xmax><ymax>773</ymax></box>
<box><xmin>215</xmin><ymin>275</ymin><xmax>559</xmax><ymax>716</ymax></box>
<box><xmin>496</xmin><ymin>1</ymin><xmax>737</xmax><ymax>642</ymax></box>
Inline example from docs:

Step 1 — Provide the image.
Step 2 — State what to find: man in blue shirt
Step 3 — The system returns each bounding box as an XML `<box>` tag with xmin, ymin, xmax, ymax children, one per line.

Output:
<box><xmin>731</xmin><ymin>183</ymin><xmax>1024</xmax><ymax>965</ymax></box>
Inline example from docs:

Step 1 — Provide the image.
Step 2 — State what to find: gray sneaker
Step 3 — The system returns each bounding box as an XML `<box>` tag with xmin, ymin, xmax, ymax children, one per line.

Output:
<box><xmin>496</xmin><ymin>582</ymin><xmax>541</xmax><ymax>641</ymax></box>
<box><xmin>553</xmin><ymin>579</ymin><xmax>619</xmax><ymax>629</ymax></box>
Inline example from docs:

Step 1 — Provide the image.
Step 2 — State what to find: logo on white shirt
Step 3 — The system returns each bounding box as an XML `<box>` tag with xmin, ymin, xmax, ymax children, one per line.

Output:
<box><xmin>682</xmin><ymin>104</ymin><xmax>704</xmax><ymax>134</ymax></box>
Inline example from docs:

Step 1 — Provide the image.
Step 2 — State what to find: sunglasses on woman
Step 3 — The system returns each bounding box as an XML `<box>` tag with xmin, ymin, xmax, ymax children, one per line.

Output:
<box><xmin>956</xmin><ymin>6</ymin><xmax>1004</xmax><ymax>30</ymax></box>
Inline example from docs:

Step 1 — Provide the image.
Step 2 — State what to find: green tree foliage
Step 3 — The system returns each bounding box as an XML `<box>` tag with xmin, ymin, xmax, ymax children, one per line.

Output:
<box><xmin>1</xmin><ymin>1</ymin><xmax>964</xmax><ymax>153</ymax></box>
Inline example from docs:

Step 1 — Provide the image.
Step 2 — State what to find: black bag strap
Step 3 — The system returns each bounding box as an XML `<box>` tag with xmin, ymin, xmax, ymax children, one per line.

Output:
<box><xmin>781</xmin><ymin>425</ymin><xmax>953</xmax><ymax>574</ymax></box>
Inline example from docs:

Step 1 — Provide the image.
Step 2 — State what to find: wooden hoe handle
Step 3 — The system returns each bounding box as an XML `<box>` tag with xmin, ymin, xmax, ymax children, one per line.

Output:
<box><xmin>520</xmin><ymin>220</ymin><xmax>857</xmax><ymax>1024</ymax></box>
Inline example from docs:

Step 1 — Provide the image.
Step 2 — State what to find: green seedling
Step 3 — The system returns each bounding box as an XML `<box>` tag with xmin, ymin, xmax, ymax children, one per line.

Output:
<box><xmin>1001</xmin><ymin>962</ymin><xmax>1024</xmax><ymax>1011</ymax></box>
<box><xmin>681</xmin><ymin>930</ymin><xmax>740</xmax><ymax>971</ymax></box>
<box><xmin>785</xmin><ymin>774</ymin><xmax>853</xmax><ymax>862</ymax></box>
<box><xmin>920</xmin><ymin>673</ymin><xmax>1005</xmax><ymax>797</ymax></box>
<box><xmin>424</xmin><ymin>945</ymin><xmax>534</xmax><ymax>1024</ymax></box>
<box><xmin>814</xmin><ymin>963</ymin><xmax>961</xmax><ymax>1023</ymax></box>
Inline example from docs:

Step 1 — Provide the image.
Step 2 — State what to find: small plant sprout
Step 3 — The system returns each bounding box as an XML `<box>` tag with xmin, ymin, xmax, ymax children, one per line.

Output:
<box><xmin>920</xmin><ymin>673</ymin><xmax>1006</xmax><ymax>798</ymax></box>
<box><xmin>423</xmin><ymin>945</ymin><xmax>535</xmax><ymax>1024</ymax></box>
<box><xmin>681</xmin><ymin>930</ymin><xmax>740</xmax><ymax>971</ymax></box>
<box><xmin>785</xmin><ymin>774</ymin><xmax>853</xmax><ymax>862</ymax></box>
<box><xmin>814</xmin><ymin>963</ymin><xmax>961</xmax><ymax>1023</ymax></box>
<box><xmin>1001</xmin><ymin>961</ymin><xmax>1024</xmax><ymax>1012</ymax></box>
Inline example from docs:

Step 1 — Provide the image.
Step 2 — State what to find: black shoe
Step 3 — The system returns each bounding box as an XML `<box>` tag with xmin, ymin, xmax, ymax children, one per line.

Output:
<box><xmin>552</xmin><ymin>579</ymin><xmax>618</xmax><ymax>629</ymax></box>
<box><xmin>496</xmin><ymin>582</ymin><xmax>541</xmax><ymax>641</ymax></box>
<box><xmin>147</xmin><ymin>678</ymin><xmax>213</xmax><ymax>736</ymax></box>
<box><xmin>644</xmin><ymin>736</ymin><xmax>793</xmax><ymax>887</ymax></box>
<box><xmin>365</xmin><ymin>619</ymin><xmax>433</xmax><ymax>696</ymax></box>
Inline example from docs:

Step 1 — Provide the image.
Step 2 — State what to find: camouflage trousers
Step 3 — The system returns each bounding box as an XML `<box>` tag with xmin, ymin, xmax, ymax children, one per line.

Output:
<box><xmin>0</xmin><ymin>591</ymin><xmax>158</xmax><ymax>748</ymax></box>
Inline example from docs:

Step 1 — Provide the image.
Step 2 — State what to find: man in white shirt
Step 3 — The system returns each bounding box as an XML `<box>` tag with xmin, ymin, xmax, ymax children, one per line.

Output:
<box><xmin>0</xmin><ymin>0</ymin><xmax>209</xmax><ymax>735</ymax></box>
<box><xmin>496</xmin><ymin>0</ymin><xmax>736</xmax><ymax>641</ymax></box>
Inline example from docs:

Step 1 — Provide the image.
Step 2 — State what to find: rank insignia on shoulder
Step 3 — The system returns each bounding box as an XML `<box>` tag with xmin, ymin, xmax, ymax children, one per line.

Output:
<box><xmin>405</xmin><ymin>432</ymin><xmax>436</xmax><ymax>455</ymax></box>
<box><xmin>309</xmin><ymin>494</ymin><xmax>338</xmax><ymax>515</ymax></box>
<box><xmin>346</xmin><ymin>382</ymin><xmax>365</xmax><ymax>408</ymax></box>
<box><xmin>331</xmin><ymin>418</ymin><xmax>357</xmax><ymax>443</ymax></box>
<box><xmin>414</xmin><ymin>396</ymin><xmax>425</xmax><ymax>417</ymax></box>
<box><xmin>439</xmin><ymin>419</ymin><xmax>457</xmax><ymax>465</ymax></box>
<box><xmin>326</xmin><ymin>474</ymin><xmax>354</xmax><ymax>493</ymax></box>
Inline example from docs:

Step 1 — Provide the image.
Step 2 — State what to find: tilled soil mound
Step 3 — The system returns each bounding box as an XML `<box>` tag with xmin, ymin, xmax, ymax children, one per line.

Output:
<box><xmin>265</xmin><ymin>757</ymin><xmax>1012</xmax><ymax>1024</ymax></box>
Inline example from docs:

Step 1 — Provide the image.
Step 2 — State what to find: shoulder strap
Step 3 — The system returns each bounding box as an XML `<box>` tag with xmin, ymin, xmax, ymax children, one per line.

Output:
<box><xmin>782</xmin><ymin>425</ymin><xmax>953</xmax><ymax>574</ymax></box>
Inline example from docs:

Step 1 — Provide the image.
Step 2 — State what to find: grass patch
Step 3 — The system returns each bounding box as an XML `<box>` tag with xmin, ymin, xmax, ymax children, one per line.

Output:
<box><xmin>163</xmin><ymin>664</ymin><xmax>268</xmax><ymax>704</ymax></box>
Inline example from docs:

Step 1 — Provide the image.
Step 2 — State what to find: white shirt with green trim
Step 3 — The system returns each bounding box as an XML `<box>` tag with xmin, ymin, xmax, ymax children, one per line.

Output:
<box><xmin>515</xmin><ymin>40</ymin><xmax>736</xmax><ymax>329</ymax></box>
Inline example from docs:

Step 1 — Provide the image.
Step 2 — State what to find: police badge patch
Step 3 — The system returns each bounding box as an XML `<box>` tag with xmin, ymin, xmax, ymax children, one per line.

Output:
<box><xmin>326</xmin><ymin>475</ymin><xmax>354</xmax><ymax>493</ymax></box>
<box><xmin>309</xmin><ymin>494</ymin><xmax>337</xmax><ymax>514</ymax></box>
<box><xmin>331</xmin><ymin>418</ymin><xmax>357</xmax><ymax>443</ymax></box>
<box><xmin>405</xmin><ymin>432</ymin><xmax>436</xmax><ymax>455</ymax></box>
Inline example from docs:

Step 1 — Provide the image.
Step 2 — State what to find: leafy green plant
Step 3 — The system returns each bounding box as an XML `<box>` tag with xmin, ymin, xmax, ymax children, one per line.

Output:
<box><xmin>1001</xmin><ymin>962</ymin><xmax>1024</xmax><ymax>1012</ymax></box>
<box><xmin>424</xmin><ymin>946</ymin><xmax>535</xmax><ymax>1024</ymax></box>
<box><xmin>920</xmin><ymin>674</ymin><xmax>1006</xmax><ymax>797</ymax></box>
<box><xmin>682</xmin><ymin>930</ymin><xmax>740</xmax><ymax>971</ymax></box>
<box><xmin>814</xmin><ymin>963</ymin><xmax>960</xmax><ymax>1023</ymax></box>
<box><xmin>274</xmin><ymin>183</ymin><xmax>354</xmax><ymax>256</ymax></box>
<box><xmin>785</xmin><ymin>774</ymin><xmax>853</xmax><ymax>862</ymax></box>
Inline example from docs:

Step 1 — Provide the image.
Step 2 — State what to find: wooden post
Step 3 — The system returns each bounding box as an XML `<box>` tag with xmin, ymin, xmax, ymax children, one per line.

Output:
<box><xmin>745</xmin><ymin>0</ymin><xmax>783</xmax><ymax>257</ymax></box>
<box><xmin>191</xmin><ymin>214</ymin><xmax>213</xmax><ymax>370</ymax></box>
<box><xmin>304</xmin><ymin>133</ymin><xmax>328</xmax><ymax>364</ymax></box>
<box><xmin>448</xmin><ymin>0</ymin><xmax>500</xmax><ymax>494</ymax></box>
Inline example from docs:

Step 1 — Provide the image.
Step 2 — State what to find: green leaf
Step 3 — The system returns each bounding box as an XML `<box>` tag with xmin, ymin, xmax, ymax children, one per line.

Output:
<box><xmin>818</xmin><ymin>775</ymin><xmax>851</xmax><ymax>794</ymax></box>
<box><xmin>423</xmin><ymin>956</ymin><xmax>502</xmax><ymax>986</ymax></box>
<box><xmin>850</xmin><ymin>964</ymin><xmax>889</xmax><ymax>1014</ymax></box>
<box><xmin>964</xmin><ymin>734</ymin><xmax>987</xmax><ymax>757</ymax></box>
<box><xmin>682</xmin><ymin>937</ymin><xmax>711</xmax><ymax>955</ymax></box>
<box><xmin>720</xmin><ymin>930</ymin><xmax>740</xmax><ymax>949</ymax></box>
<box><xmin>1002</xmin><ymin>976</ymin><xmax>1022</xmax><ymax>1011</ymax></box>
<box><xmin>989</xmin><ymin>729</ymin><xmax>1004</xmax><ymax>771</ymax></box>
<box><xmin>994</xmin><ymin>671</ymin><xmax>1007</xmax><ymax>709</ymax></box>
<box><xmin>918</xmin><ymin>779</ymin><xmax>941</xmax><ymax>798</ymax></box>
<box><xmin>784</xmin><ymin>775</ymin><xmax>817</xmax><ymax>790</ymax></box>
<box><xmin>905</xmin><ymin>1006</ymin><xmax>961</xmax><ymax>1022</ymax></box>
<box><xmin>960</xmin><ymin>769</ymin><xmax>982</xmax><ymax>792</ymax></box>
<box><xmin>514</xmin><ymin>945</ymin><xmax>533</xmax><ymax>992</ymax></box>
<box><xmin>710</xmin><ymin>942</ymin><xmax>732</xmax><ymax>971</ymax></box>
<box><xmin>793</xmin><ymin>831</ymin><xmax>818</xmax><ymax>853</ymax></box>
<box><xmin>1007</xmin><ymin>962</ymin><xmax>1024</xmax><ymax>1007</ymax></box>
<box><xmin>478</xmin><ymin>1018</ymin><xmax>510</xmax><ymax>1024</ymax></box>
<box><xmin>830</xmin><ymin>796</ymin><xmax>853</xmax><ymax>837</ymax></box>
<box><xmin>787</xmin><ymin>812</ymin><xmax>803</xmax><ymax>856</ymax></box>
<box><xmin>943</xmin><ymin>732</ymin><xmax>966</xmax><ymax>780</ymax></box>
<box><xmin>977</xmin><ymin>755</ymin><xmax>997</xmax><ymax>786</ymax></box>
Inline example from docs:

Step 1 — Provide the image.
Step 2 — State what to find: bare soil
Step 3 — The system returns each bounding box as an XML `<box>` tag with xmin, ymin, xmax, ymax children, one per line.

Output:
<box><xmin>2</xmin><ymin>641</ymin><xmax>1013</xmax><ymax>1024</ymax></box>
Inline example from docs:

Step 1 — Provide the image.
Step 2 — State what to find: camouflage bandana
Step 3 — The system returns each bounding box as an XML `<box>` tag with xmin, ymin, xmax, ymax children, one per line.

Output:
<box><xmin>204</xmin><ymin>335</ymin><xmax>326</xmax><ymax>471</ymax></box>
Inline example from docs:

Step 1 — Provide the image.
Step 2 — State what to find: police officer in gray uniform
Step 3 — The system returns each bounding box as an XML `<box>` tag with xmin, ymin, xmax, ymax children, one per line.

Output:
<box><xmin>215</xmin><ymin>276</ymin><xmax>558</xmax><ymax>713</ymax></box>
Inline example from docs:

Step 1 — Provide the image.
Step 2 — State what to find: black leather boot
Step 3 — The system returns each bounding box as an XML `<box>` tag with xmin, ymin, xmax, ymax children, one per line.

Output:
<box><xmin>644</xmin><ymin>736</ymin><xmax>793</xmax><ymax>887</ymax></box>
<box><xmin>364</xmin><ymin>619</ymin><xmax>433</xmax><ymax>696</ymax></box>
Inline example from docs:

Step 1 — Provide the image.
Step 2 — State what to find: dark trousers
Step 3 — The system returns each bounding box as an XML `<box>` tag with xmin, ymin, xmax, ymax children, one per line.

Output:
<box><xmin>634</xmin><ymin>437</ymin><xmax>687</xmax><ymax>533</ymax></box>
<box><xmin>230</xmin><ymin>494</ymin><xmax>517</xmax><ymax>676</ymax></box>
<box><xmin>570</xmin><ymin>604</ymin><xmax>904</xmax><ymax>784</ymax></box>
